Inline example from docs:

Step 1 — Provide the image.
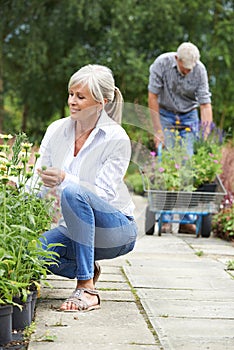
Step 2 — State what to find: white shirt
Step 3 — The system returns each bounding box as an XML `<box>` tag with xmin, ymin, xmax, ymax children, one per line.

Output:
<box><xmin>36</xmin><ymin>110</ymin><xmax>135</xmax><ymax>221</ymax></box>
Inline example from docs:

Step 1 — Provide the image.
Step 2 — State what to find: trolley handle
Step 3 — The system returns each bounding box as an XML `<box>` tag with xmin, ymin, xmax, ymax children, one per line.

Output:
<box><xmin>157</xmin><ymin>143</ymin><xmax>162</xmax><ymax>162</ymax></box>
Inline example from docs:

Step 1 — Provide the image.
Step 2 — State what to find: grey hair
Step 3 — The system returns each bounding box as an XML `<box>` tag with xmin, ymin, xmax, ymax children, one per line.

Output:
<box><xmin>68</xmin><ymin>64</ymin><xmax>123</xmax><ymax>124</ymax></box>
<box><xmin>176</xmin><ymin>42</ymin><xmax>200</xmax><ymax>69</ymax></box>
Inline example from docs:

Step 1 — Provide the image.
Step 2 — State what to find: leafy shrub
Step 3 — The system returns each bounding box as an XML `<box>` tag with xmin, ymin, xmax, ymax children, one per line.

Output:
<box><xmin>212</xmin><ymin>204</ymin><xmax>234</xmax><ymax>241</ymax></box>
<box><xmin>0</xmin><ymin>133</ymin><xmax>58</xmax><ymax>305</ymax></box>
<box><xmin>125</xmin><ymin>172</ymin><xmax>144</xmax><ymax>195</ymax></box>
<box><xmin>212</xmin><ymin>140</ymin><xmax>234</xmax><ymax>241</ymax></box>
<box><xmin>220</xmin><ymin>140</ymin><xmax>234</xmax><ymax>193</ymax></box>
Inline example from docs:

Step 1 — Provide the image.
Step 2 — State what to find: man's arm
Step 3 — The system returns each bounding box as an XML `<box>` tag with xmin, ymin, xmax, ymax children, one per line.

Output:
<box><xmin>148</xmin><ymin>91</ymin><xmax>164</xmax><ymax>148</ymax></box>
<box><xmin>200</xmin><ymin>103</ymin><xmax>213</xmax><ymax>137</ymax></box>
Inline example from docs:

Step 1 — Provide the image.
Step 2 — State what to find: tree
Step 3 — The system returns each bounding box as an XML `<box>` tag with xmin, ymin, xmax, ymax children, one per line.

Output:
<box><xmin>1</xmin><ymin>0</ymin><xmax>51</xmax><ymax>137</ymax></box>
<box><xmin>1</xmin><ymin>0</ymin><xmax>234</xmax><ymax>141</ymax></box>
<box><xmin>178</xmin><ymin>0</ymin><xmax>234</xmax><ymax>132</ymax></box>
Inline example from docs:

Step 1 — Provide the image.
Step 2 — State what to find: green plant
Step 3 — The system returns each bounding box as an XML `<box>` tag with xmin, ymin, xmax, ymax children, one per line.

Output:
<box><xmin>227</xmin><ymin>260</ymin><xmax>234</xmax><ymax>270</ymax></box>
<box><xmin>0</xmin><ymin>249</ymin><xmax>27</xmax><ymax>306</ymax></box>
<box><xmin>195</xmin><ymin>250</ymin><xmax>204</xmax><ymax>257</ymax></box>
<box><xmin>23</xmin><ymin>321</ymin><xmax>36</xmax><ymax>340</ymax></box>
<box><xmin>145</xmin><ymin>131</ymin><xmax>195</xmax><ymax>191</ymax></box>
<box><xmin>35</xmin><ymin>331</ymin><xmax>57</xmax><ymax>343</ymax></box>
<box><xmin>0</xmin><ymin>133</ymin><xmax>60</xmax><ymax>306</ymax></box>
<box><xmin>125</xmin><ymin>172</ymin><xmax>144</xmax><ymax>195</ymax></box>
<box><xmin>212</xmin><ymin>199</ymin><xmax>234</xmax><ymax>241</ymax></box>
<box><xmin>144</xmin><ymin>123</ymin><xmax>225</xmax><ymax>192</ymax></box>
<box><xmin>192</xmin><ymin>123</ymin><xmax>224</xmax><ymax>188</ymax></box>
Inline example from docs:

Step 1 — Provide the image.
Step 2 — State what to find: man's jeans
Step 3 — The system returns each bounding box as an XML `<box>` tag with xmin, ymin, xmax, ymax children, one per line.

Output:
<box><xmin>159</xmin><ymin>108</ymin><xmax>199</xmax><ymax>224</ymax></box>
<box><xmin>160</xmin><ymin>108</ymin><xmax>199</xmax><ymax>156</ymax></box>
<box><xmin>40</xmin><ymin>184</ymin><xmax>137</xmax><ymax>280</ymax></box>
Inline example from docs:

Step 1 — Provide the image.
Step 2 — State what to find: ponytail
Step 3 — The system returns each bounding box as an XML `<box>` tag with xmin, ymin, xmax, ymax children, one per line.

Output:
<box><xmin>104</xmin><ymin>86</ymin><xmax>123</xmax><ymax>124</ymax></box>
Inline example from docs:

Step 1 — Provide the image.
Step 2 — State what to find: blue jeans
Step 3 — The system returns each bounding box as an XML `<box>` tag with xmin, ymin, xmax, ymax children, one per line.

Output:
<box><xmin>160</xmin><ymin>108</ymin><xmax>199</xmax><ymax>156</ymax></box>
<box><xmin>40</xmin><ymin>184</ymin><xmax>137</xmax><ymax>280</ymax></box>
<box><xmin>160</xmin><ymin>108</ymin><xmax>199</xmax><ymax>224</ymax></box>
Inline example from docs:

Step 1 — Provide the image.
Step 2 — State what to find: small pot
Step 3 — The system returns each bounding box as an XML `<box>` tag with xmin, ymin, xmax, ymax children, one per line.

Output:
<box><xmin>12</xmin><ymin>292</ymin><xmax>32</xmax><ymax>331</ymax></box>
<box><xmin>0</xmin><ymin>304</ymin><xmax>13</xmax><ymax>345</ymax></box>
<box><xmin>195</xmin><ymin>182</ymin><xmax>217</xmax><ymax>204</ymax></box>
<box><xmin>196</xmin><ymin>182</ymin><xmax>217</xmax><ymax>193</ymax></box>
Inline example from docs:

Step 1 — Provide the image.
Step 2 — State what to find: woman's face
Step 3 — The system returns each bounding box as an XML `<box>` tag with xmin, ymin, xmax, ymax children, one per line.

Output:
<box><xmin>68</xmin><ymin>84</ymin><xmax>101</xmax><ymax>121</ymax></box>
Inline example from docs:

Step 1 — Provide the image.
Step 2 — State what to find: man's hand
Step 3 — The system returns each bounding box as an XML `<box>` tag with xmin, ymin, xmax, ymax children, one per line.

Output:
<box><xmin>148</xmin><ymin>92</ymin><xmax>165</xmax><ymax>149</ymax></box>
<box><xmin>38</xmin><ymin>167</ymin><xmax>65</xmax><ymax>188</ymax></box>
<box><xmin>154</xmin><ymin>130</ymin><xmax>165</xmax><ymax>149</ymax></box>
<box><xmin>200</xmin><ymin>103</ymin><xmax>213</xmax><ymax>140</ymax></box>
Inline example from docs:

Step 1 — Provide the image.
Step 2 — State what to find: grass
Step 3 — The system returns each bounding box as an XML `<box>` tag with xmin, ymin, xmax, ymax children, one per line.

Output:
<box><xmin>195</xmin><ymin>250</ymin><xmax>204</xmax><ymax>257</ymax></box>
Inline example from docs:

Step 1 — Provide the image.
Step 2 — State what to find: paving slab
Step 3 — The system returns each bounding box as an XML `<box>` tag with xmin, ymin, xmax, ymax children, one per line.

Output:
<box><xmin>141</xmin><ymin>298</ymin><xmax>234</xmax><ymax>319</ymax></box>
<box><xmin>149</xmin><ymin>317</ymin><xmax>234</xmax><ymax>350</ymax></box>
<box><xmin>137</xmin><ymin>288</ymin><xmax>234</xmax><ymax>302</ymax></box>
<box><xmin>125</xmin><ymin>265</ymin><xmax>234</xmax><ymax>290</ymax></box>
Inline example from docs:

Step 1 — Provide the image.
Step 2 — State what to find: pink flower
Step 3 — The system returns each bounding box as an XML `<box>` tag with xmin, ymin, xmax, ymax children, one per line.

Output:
<box><xmin>159</xmin><ymin>167</ymin><xmax>165</xmax><ymax>173</ymax></box>
<box><xmin>213</xmin><ymin>160</ymin><xmax>219</xmax><ymax>164</ymax></box>
<box><xmin>175</xmin><ymin>164</ymin><xmax>180</xmax><ymax>169</ymax></box>
<box><xmin>209</xmin><ymin>153</ymin><xmax>214</xmax><ymax>157</ymax></box>
<box><xmin>150</xmin><ymin>151</ymin><xmax>156</xmax><ymax>157</ymax></box>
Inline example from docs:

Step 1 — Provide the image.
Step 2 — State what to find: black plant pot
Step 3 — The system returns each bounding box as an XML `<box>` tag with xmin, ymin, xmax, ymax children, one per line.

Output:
<box><xmin>195</xmin><ymin>182</ymin><xmax>217</xmax><ymax>204</ymax></box>
<box><xmin>0</xmin><ymin>304</ymin><xmax>13</xmax><ymax>345</ymax></box>
<box><xmin>12</xmin><ymin>292</ymin><xmax>32</xmax><ymax>331</ymax></box>
<box><xmin>196</xmin><ymin>182</ymin><xmax>217</xmax><ymax>193</ymax></box>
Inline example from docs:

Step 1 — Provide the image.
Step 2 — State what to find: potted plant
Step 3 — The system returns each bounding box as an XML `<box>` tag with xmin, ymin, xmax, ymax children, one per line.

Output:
<box><xmin>145</xmin><ymin>131</ymin><xmax>196</xmax><ymax>192</ymax></box>
<box><xmin>0</xmin><ymin>132</ymin><xmax>60</xmax><ymax>333</ymax></box>
<box><xmin>192</xmin><ymin>122</ymin><xmax>224</xmax><ymax>190</ymax></box>
<box><xmin>0</xmin><ymin>252</ymin><xmax>21</xmax><ymax>345</ymax></box>
<box><xmin>145</xmin><ymin>123</ymin><xmax>224</xmax><ymax>192</ymax></box>
<box><xmin>212</xmin><ymin>192</ymin><xmax>234</xmax><ymax>241</ymax></box>
<box><xmin>0</xmin><ymin>241</ymin><xmax>32</xmax><ymax>344</ymax></box>
<box><xmin>142</xmin><ymin>124</ymin><xmax>226</xmax><ymax>236</ymax></box>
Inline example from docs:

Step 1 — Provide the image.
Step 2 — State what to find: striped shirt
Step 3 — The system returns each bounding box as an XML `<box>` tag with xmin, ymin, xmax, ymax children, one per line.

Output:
<box><xmin>35</xmin><ymin>111</ymin><xmax>135</xmax><ymax>223</ymax></box>
<box><xmin>148</xmin><ymin>52</ymin><xmax>211</xmax><ymax>113</ymax></box>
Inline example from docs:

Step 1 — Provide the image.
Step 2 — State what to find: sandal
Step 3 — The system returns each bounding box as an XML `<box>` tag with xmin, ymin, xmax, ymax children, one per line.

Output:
<box><xmin>93</xmin><ymin>261</ymin><xmax>101</xmax><ymax>285</ymax></box>
<box><xmin>59</xmin><ymin>288</ymin><xmax>101</xmax><ymax>312</ymax></box>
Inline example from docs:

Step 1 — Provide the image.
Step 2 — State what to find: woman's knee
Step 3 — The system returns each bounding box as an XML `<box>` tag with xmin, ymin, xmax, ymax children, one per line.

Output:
<box><xmin>61</xmin><ymin>184</ymin><xmax>87</xmax><ymax>206</ymax></box>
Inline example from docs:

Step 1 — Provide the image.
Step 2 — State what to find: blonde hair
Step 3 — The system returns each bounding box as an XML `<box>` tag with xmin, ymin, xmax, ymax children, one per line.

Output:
<box><xmin>68</xmin><ymin>64</ymin><xmax>123</xmax><ymax>124</ymax></box>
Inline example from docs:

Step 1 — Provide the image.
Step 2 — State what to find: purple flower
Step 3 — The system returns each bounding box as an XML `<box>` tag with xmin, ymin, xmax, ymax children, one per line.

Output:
<box><xmin>218</xmin><ymin>129</ymin><xmax>224</xmax><ymax>144</ymax></box>
<box><xmin>150</xmin><ymin>151</ymin><xmax>156</xmax><ymax>157</ymax></box>
<box><xmin>210</xmin><ymin>122</ymin><xmax>216</xmax><ymax>132</ymax></box>
<box><xmin>159</xmin><ymin>167</ymin><xmax>165</xmax><ymax>173</ymax></box>
<box><xmin>175</xmin><ymin>164</ymin><xmax>180</xmax><ymax>169</ymax></box>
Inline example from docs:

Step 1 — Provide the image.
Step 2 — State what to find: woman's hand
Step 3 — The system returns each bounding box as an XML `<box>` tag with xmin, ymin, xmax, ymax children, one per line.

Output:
<box><xmin>38</xmin><ymin>167</ymin><xmax>65</xmax><ymax>188</ymax></box>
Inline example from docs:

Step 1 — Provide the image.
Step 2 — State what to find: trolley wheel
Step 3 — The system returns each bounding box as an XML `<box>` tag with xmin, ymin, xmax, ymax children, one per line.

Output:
<box><xmin>200</xmin><ymin>214</ymin><xmax>212</xmax><ymax>238</ymax></box>
<box><xmin>145</xmin><ymin>205</ymin><xmax>155</xmax><ymax>235</ymax></box>
<box><xmin>158</xmin><ymin>218</ymin><xmax>162</xmax><ymax>236</ymax></box>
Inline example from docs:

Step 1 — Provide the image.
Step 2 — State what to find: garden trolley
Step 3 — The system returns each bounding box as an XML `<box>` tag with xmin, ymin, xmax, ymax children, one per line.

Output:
<box><xmin>142</xmin><ymin>172</ymin><xmax>226</xmax><ymax>238</ymax></box>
